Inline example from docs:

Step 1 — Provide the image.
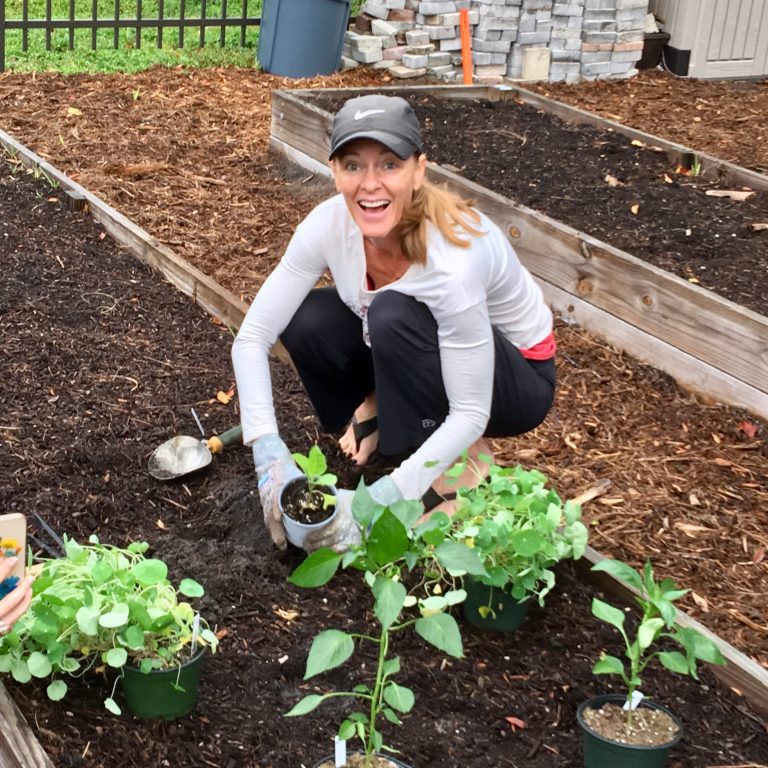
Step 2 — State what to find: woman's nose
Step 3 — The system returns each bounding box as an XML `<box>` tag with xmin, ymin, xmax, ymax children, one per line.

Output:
<box><xmin>360</xmin><ymin>165</ymin><xmax>380</xmax><ymax>188</ymax></box>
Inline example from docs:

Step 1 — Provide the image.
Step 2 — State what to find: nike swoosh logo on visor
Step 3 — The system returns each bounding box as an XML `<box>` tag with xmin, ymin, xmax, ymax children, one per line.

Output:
<box><xmin>354</xmin><ymin>109</ymin><xmax>386</xmax><ymax>120</ymax></box>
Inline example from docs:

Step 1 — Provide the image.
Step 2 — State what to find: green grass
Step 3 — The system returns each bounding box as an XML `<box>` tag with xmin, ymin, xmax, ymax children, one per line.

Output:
<box><xmin>3</xmin><ymin>0</ymin><xmax>260</xmax><ymax>72</ymax></box>
<box><xmin>3</xmin><ymin>0</ymin><xmax>365</xmax><ymax>73</ymax></box>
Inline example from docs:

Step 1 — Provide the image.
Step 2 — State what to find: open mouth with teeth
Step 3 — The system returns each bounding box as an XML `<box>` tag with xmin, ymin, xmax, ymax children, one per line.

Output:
<box><xmin>358</xmin><ymin>199</ymin><xmax>390</xmax><ymax>213</ymax></box>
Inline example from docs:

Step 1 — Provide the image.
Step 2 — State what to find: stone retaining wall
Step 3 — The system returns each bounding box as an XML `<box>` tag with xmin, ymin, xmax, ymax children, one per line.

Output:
<box><xmin>345</xmin><ymin>0</ymin><xmax>649</xmax><ymax>83</ymax></box>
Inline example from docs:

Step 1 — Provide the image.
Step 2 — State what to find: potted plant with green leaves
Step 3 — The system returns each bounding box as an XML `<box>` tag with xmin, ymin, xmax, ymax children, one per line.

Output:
<box><xmin>578</xmin><ymin>559</ymin><xmax>726</xmax><ymax>768</ymax></box>
<box><xmin>281</xmin><ymin>444</ymin><xmax>339</xmax><ymax>548</ymax></box>
<box><xmin>285</xmin><ymin>481</ymin><xmax>486</xmax><ymax>767</ymax></box>
<box><xmin>446</xmin><ymin>456</ymin><xmax>588</xmax><ymax>631</ymax></box>
<box><xmin>0</xmin><ymin>535</ymin><xmax>219</xmax><ymax>719</ymax></box>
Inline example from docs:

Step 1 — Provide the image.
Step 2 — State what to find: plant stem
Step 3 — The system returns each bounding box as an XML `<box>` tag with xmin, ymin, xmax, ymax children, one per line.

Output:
<box><xmin>365</xmin><ymin>626</ymin><xmax>390</xmax><ymax>757</ymax></box>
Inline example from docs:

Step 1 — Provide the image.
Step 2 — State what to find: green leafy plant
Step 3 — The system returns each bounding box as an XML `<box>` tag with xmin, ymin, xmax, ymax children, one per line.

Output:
<box><xmin>590</xmin><ymin>559</ymin><xmax>725</xmax><ymax>723</ymax></box>
<box><xmin>446</xmin><ymin>457</ymin><xmax>588</xmax><ymax>612</ymax></box>
<box><xmin>292</xmin><ymin>444</ymin><xmax>338</xmax><ymax>510</ymax></box>
<box><xmin>285</xmin><ymin>482</ymin><xmax>485</xmax><ymax>764</ymax></box>
<box><xmin>0</xmin><ymin>535</ymin><xmax>219</xmax><ymax>714</ymax></box>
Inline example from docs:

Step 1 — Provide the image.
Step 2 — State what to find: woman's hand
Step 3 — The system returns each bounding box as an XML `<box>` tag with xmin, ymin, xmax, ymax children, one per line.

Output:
<box><xmin>0</xmin><ymin>557</ymin><xmax>33</xmax><ymax>636</ymax></box>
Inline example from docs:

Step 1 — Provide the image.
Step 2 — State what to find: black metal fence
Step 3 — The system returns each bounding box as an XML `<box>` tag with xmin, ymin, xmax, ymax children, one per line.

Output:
<box><xmin>0</xmin><ymin>0</ymin><xmax>262</xmax><ymax>71</ymax></box>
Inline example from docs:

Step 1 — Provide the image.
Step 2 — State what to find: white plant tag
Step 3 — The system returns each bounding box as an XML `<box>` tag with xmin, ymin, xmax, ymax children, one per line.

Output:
<box><xmin>191</xmin><ymin>613</ymin><xmax>201</xmax><ymax>656</ymax></box>
<box><xmin>334</xmin><ymin>736</ymin><xmax>347</xmax><ymax>767</ymax></box>
<box><xmin>623</xmin><ymin>690</ymin><xmax>644</xmax><ymax>710</ymax></box>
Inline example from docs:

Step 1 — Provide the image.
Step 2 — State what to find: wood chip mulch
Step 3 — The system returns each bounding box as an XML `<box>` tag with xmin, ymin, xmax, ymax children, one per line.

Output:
<box><xmin>1</xmin><ymin>66</ymin><xmax>766</xmax><ymax>673</ymax></box>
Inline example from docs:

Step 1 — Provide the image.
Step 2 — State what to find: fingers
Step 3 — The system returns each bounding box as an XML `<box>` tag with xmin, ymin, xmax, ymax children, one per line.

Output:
<box><xmin>0</xmin><ymin>574</ymin><xmax>33</xmax><ymax>628</ymax></box>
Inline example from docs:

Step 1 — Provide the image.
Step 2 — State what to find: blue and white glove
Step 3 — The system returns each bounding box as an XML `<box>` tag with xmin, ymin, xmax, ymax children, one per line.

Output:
<box><xmin>302</xmin><ymin>475</ymin><xmax>402</xmax><ymax>553</ymax></box>
<box><xmin>252</xmin><ymin>434</ymin><xmax>303</xmax><ymax>550</ymax></box>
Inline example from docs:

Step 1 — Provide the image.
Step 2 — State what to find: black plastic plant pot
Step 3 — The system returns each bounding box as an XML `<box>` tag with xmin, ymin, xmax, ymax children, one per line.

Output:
<box><xmin>461</xmin><ymin>576</ymin><xmax>529</xmax><ymax>632</ymax></box>
<box><xmin>312</xmin><ymin>753</ymin><xmax>412</xmax><ymax>768</ymax></box>
<box><xmin>280</xmin><ymin>476</ymin><xmax>338</xmax><ymax>548</ymax></box>
<box><xmin>120</xmin><ymin>648</ymin><xmax>205</xmax><ymax>720</ymax></box>
<box><xmin>577</xmin><ymin>694</ymin><xmax>683</xmax><ymax>768</ymax></box>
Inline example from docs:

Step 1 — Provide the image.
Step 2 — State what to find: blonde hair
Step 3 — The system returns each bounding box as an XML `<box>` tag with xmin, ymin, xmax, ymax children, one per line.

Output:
<box><xmin>399</xmin><ymin>180</ymin><xmax>484</xmax><ymax>265</ymax></box>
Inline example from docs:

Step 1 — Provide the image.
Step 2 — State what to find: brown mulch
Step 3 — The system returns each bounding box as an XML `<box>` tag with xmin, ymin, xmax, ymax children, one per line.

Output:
<box><xmin>2</xmin><ymin>165</ymin><xmax>767</xmax><ymax>768</ymax></box>
<box><xmin>0</xmin><ymin>65</ymin><xmax>766</xmax><ymax>689</ymax></box>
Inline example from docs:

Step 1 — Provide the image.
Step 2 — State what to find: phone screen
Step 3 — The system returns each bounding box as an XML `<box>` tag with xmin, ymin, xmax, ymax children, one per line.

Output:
<box><xmin>0</xmin><ymin>513</ymin><xmax>27</xmax><ymax>585</ymax></box>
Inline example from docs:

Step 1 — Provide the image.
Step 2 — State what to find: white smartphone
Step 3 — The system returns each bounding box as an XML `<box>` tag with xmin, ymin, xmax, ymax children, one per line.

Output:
<box><xmin>0</xmin><ymin>513</ymin><xmax>26</xmax><ymax>582</ymax></box>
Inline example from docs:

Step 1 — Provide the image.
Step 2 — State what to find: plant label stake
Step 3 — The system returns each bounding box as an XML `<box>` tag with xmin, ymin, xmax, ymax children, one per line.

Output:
<box><xmin>191</xmin><ymin>613</ymin><xmax>201</xmax><ymax>656</ymax></box>
<box><xmin>334</xmin><ymin>736</ymin><xmax>346</xmax><ymax>767</ymax></box>
<box><xmin>623</xmin><ymin>690</ymin><xmax>644</xmax><ymax>711</ymax></box>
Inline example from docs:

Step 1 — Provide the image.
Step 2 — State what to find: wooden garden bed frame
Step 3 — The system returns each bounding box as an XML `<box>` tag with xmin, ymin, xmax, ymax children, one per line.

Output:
<box><xmin>1</xmin><ymin>123</ymin><xmax>766</xmax><ymax>764</ymax></box>
<box><xmin>269</xmin><ymin>84</ymin><xmax>768</xmax><ymax>423</ymax></box>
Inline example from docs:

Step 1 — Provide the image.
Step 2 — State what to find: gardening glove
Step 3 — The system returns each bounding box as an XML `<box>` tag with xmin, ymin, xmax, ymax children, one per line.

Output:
<box><xmin>252</xmin><ymin>434</ymin><xmax>302</xmax><ymax>550</ymax></box>
<box><xmin>302</xmin><ymin>475</ymin><xmax>403</xmax><ymax>554</ymax></box>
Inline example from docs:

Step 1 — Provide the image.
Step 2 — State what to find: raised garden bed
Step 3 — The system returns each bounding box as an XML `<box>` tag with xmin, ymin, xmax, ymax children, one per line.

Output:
<box><xmin>269</xmin><ymin>84</ymin><xmax>768</xmax><ymax>422</ymax></box>
<box><xmin>1</xmin><ymin>125</ymin><xmax>767</xmax><ymax>767</ymax></box>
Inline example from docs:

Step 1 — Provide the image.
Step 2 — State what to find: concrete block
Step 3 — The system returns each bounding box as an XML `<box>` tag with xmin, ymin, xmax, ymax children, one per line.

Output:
<box><xmin>340</xmin><ymin>55</ymin><xmax>359</xmax><ymax>70</ymax></box>
<box><xmin>388</xmin><ymin>8</ymin><xmax>416</xmax><ymax>20</ymax></box>
<box><xmin>372</xmin><ymin>58</ymin><xmax>397</xmax><ymax>68</ymax></box>
<box><xmin>351</xmin><ymin>48</ymin><xmax>384</xmax><ymax>63</ymax></box>
<box><xmin>402</xmin><ymin>52</ymin><xmax>430</xmax><ymax>67</ymax></box>
<box><xmin>371</xmin><ymin>18</ymin><xmax>400</xmax><ymax>36</ymax></box>
<box><xmin>385</xmin><ymin>0</ymin><xmax>406</xmax><ymax>7</ymax></box>
<box><xmin>427</xmin><ymin>50</ymin><xmax>453</xmax><ymax>65</ymax></box>
<box><xmin>383</xmin><ymin>45</ymin><xmax>409</xmax><ymax>59</ymax></box>
<box><xmin>439</xmin><ymin>36</ymin><xmax>464</xmax><ymax>49</ymax></box>
<box><xmin>553</xmin><ymin>3</ymin><xmax>583</xmax><ymax>15</ymax></box>
<box><xmin>615</xmin><ymin>0</ymin><xmax>647</xmax><ymax>8</ymax></box>
<box><xmin>389</xmin><ymin>64</ymin><xmax>428</xmax><ymax>77</ymax></box>
<box><xmin>471</xmin><ymin>37</ymin><xmax>512</xmax><ymax>52</ymax></box>
<box><xmin>427</xmin><ymin>63</ymin><xmax>456</xmax><ymax>75</ymax></box>
<box><xmin>581</xmin><ymin>60</ymin><xmax>612</xmax><ymax>75</ymax></box>
<box><xmin>418</xmin><ymin>1</ymin><xmax>457</xmax><ymax>13</ymax></box>
<box><xmin>427</xmin><ymin>25</ymin><xmax>458</xmax><ymax>38</ymax></box>
<box><xmin>405</xmin><ymin>29</ymin><xmax>431</xmax><ymax>45</ymax></box>
<box><xmin>516</xmin><ymin>30</ymin><xmax>552</xmax><ymax>44</ymax></box>
<box><xmin>474</xmin><ymin>63</ymin><xmax>507</xmax><ymax>75</ymax></box>
<box><xmin>362</xmin><ymin>1</ymin><xmax>390</xmax><ymax>20</ymax></box>
<box><xmin>521</xmin><ymin>45</ymin><xmax>550</xmax><ymax>80</ymax></box>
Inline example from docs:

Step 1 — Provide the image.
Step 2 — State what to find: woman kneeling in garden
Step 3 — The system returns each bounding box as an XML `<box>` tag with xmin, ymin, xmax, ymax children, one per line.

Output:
<box><xmin>232</xmin><ymin>94</ymin><xmax>556</xmax><ymax>551</ymax></box>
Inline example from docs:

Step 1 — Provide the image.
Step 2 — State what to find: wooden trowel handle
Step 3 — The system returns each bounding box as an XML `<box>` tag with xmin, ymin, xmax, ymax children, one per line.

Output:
<box><xmin>207</xmin><ymin>425</ymin><xmax>243</xmax><ymax>454</ymax></box>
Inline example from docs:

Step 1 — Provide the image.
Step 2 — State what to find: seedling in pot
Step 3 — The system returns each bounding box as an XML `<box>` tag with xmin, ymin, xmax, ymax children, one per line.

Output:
<box><xmin>586</xmin><ymin>559</ymin><xmax>725</xmax><ymax>744</ymax></box>
<box><xmin>285</xmin><ymin>481</ymin><xmax>486</xmax><ymax>767</ymax></box>
<box><xmin>283</xmin><ymin>445</ymin><xmax>338</xmax><ymax>526</ymax></box>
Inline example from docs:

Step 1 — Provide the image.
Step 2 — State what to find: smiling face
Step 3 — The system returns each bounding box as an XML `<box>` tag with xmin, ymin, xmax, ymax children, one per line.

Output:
<box><xmin>331</xmin><ymin>139</ymin><xmax>427</xmax><ymax>247</ymax></box>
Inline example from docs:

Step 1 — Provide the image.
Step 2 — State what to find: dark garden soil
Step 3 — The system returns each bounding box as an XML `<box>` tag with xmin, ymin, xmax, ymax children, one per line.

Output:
<box><xmin>1</xmin><ymin>66</ymin><xmax>767</xmax><ymax>766</ymax></box>
<box><xmin>2</xmin><ymin>165</ymin><xmax>768</xmax><ymax>768</ymax></box>
<box><xmin>311</xmin><ymin>90</ymin><xmax>768</xmax><ymax>317</ymax></box>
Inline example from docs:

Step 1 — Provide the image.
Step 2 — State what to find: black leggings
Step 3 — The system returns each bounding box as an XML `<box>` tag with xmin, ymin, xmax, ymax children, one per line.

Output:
<box><xmin>280</xmin><ymin>287</ymin><xmax>556</xmax><ymax>456</ymax></box>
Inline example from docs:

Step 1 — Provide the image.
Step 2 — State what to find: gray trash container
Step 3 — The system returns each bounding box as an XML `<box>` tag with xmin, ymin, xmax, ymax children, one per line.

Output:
<box><xmin>258</xmin><ymin>0</ymin><xmax>351</xmax><ymax>78</ymax></box>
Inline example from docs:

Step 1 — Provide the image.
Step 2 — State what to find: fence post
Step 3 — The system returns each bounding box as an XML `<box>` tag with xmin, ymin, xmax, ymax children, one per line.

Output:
<box><xmin>0</xmin><ymin>0</ymin><xmax>6</xmax><ymax>73</ymax></box>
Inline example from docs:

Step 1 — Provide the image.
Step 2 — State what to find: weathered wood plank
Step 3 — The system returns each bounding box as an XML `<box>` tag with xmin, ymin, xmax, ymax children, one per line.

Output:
<box><xmin>270</xmin><ymin>91</ymin><xmax>768</xmax><ymax>416</ymax></box>
<box><xmin>0</xmin><ymin>684</ymin><xmax>55</xmax><ymax>768</ymax></box>
<box><xmin>576</xmin><ymin>545</ymin><xmax>768</xmax><ymax>719</ymax></box>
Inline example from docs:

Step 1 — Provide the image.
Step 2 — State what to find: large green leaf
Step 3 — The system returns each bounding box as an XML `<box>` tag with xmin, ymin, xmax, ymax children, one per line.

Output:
<box><xmin>75</xmin><ymin>605</ymin><xmax>100</xmax><ymax>636</ymax></box>
<box><xmin>383</xmin><ymin>682</ymin><xmax>414</xmax><ymax>713</ymax></box>
<box><xmin>366</xmin><ymin>508</ymin><xmax>409</xmax><ymax>567</ymax></box>
<box><xmin>288</xmin><ymin>549</ymin><xmax>343</xmax><ymax>588</ymax></box>
<box><xmin>592</xmin><ymin>654</ymin><xmax>624</xmax><ymax>676</ymax></box>
<box><xmin>132</xmin><ymin>559</ymin><xmax>168</xmax><ymax>586</ymax></box>
<box><xmin>372</xmin><ymin>576</ymin><xmax>406</xmax><ymax>630</ymax></box>
<box><xmin>414</xmin><ymin>613</ymin><xmax>463</xmax><ymax>658</ymax></box>
<box><xmin>99</xmin><ymin>603</ymin><xmax>130</xmax><ymax>629</ymax></box>
<box><xmin>591</xmin><ymin>559</ymin><xmax>644</xmax><ymax>592</ymax></box>
<box><xmin>27</xmin><ymin>652</ymin><xmax>52</xmax><ymax>678</ymax></box>
<box><xmin>658</xmin><ymin>650</ymin><xmax>689</xmax><ymax>675</ymax></box>
<box><xmin>179</xmin><ymin>578</ymin><xmax>204</xmax><ymax>598</ymax></box>
<box><xmin>509</xmin><ymin>529</ymin><xmax>546</xmax><ymax>557</ymax></box>
<box><xmin>637</xmin><ymin>617</ymin><xmax>664</xmax><ymax>651</ymax></box>
<box><xmin>434</xmin><ymin>541</ymin><xmax>487</xmax><ymax>577</ymax></box>
<box><xmin>47</xmin><ymin>680</ymin><xmax>67</xmax><ymax>701</ymax></box>
<box><xmin>304</xmin><ymin>629</ymin><xmax>354</xmax><ymax>679</ymax></box>
<box><xmin>591</xmin><ymin>597</ymin><xmax>626</xmax><ymax>631</ymax></box>
<box><xmin>105</xmin><ymin>647</ymin><xmax>128</xmax><ymax>668</ymax></box>
<box><xmin>285</xmin><ymin>694</ymin><xmax>326</xmax><ymax>717</ymax></box>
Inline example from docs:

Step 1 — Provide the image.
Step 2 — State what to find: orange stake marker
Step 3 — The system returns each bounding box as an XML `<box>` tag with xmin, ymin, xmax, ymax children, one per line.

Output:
<box><xmin>459</xmin><ymin>8</ymin><xmax>472</xmax><ymax>85</ymax></box>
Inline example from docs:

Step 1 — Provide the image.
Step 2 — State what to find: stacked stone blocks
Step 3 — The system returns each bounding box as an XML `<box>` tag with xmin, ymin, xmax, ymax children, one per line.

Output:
<box><xmin>346</xmin><ymin>0</ymin><xmax>647</xmax><ymax>82</ymax></box>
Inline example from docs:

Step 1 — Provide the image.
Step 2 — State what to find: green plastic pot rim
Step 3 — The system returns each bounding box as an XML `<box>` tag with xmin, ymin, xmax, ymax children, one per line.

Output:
<box><xmin>577</xmin><ymin>693</ymin><xmax>683</xmax><ymax>751</ymax></box>
<box><xmin>123</xmin><ymin>645</ymin><xmax>207</xmax><ymax>676</ymax></box>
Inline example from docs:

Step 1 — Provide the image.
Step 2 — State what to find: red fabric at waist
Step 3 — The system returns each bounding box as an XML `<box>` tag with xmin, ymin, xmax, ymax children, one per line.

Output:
<box><xmin>520</xmin><ymin>331</ymin><xmax>557</xmax><ymax>361</ymax></box>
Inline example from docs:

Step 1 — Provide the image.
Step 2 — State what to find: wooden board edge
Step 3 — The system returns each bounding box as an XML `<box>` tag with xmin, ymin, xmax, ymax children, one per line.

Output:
<box><xmin>575</xmin><ymin>545</ymin><xmax>768</xmax><ymax>719</ymax></box>
<box><xmin>541</xmin><ymin>280</ymin><xmax>768</xmax><ymax>421</ymax></box>
<box><xmin>268</xmin><ymin>129</ymin><xmax>768</xmax><ymax>422</ymax></box>
<box><xmin>0</xmin><ymin>684</ymin><xmax>55</xmax><ymax>768</ymax></box>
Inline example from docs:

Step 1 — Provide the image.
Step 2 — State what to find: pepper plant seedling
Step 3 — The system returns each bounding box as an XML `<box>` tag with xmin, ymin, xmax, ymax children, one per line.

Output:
<box><xmin>292</xmin><ymin>444</ymin><xmax>338</xmax><ymax>510</ymax></box>
<box><xmin>285</xmin><ymin>480</ymin><xmax>486</xmax><ymax>765</ymax></box>
<box><xmin>590</xmin><ymin>559</ymin><xmax>725</xmax><ymax>724</ymax></box>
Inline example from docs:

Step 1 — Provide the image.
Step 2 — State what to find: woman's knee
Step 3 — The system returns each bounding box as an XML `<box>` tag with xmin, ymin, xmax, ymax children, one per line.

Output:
<box><xmin>281</xmin><ymin>289</ymin><xmax>347</xmax><ymax>350</ymax></box>
<box><xmin>368</xmin><ymin>291</ymin><xmax>437</xmax><ymax>352</ymax></box>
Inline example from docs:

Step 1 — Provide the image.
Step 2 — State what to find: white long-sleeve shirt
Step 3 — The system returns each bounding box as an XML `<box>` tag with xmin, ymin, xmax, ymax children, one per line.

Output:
<box><xmin>232</xmin><ymin>194</ymin><xmax>553</xmax><ymax>500</ymax></box>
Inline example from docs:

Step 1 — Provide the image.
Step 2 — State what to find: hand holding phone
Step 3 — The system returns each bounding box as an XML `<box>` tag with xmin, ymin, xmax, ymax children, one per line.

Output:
<box><xmin>0</xmin><ymin>513</ymin><xmax>27</xmax><ymax>587</ymax></box>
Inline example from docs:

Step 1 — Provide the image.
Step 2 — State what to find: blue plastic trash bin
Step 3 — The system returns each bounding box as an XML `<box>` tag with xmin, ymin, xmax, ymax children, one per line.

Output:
<box><xmin>258</xmin><ymin>0</ymin><xmax>351</xmax><ymax>78</ymax></box>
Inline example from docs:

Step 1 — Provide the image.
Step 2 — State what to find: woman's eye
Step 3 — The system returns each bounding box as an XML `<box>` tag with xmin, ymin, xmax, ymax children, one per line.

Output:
<box><xmin>344</xmin><ymin>161</ymin><xmax>359</xmax><ymax>172</ymax></box>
